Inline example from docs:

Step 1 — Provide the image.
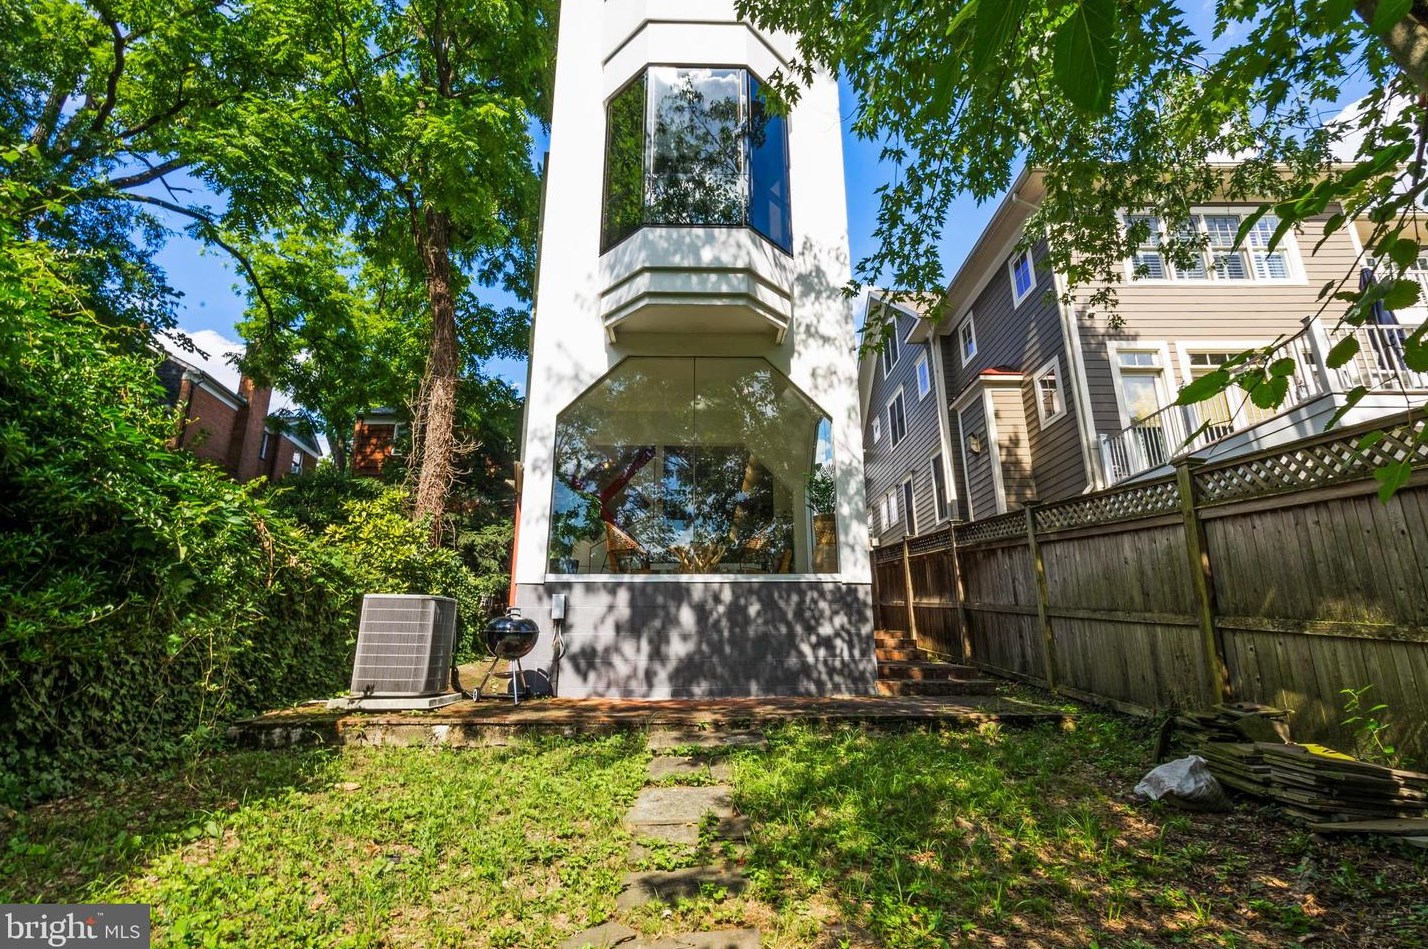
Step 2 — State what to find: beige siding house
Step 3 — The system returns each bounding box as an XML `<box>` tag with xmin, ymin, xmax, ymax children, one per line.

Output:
<box><xmin>866</xmin><ymin>165</ymin><xmax>1428</xmax><ymax>528</ymax></box>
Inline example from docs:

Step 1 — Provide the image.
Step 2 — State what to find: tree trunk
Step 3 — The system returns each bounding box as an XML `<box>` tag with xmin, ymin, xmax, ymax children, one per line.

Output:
<box><xmin>1357</xmin><ymin>3</ymin><xmax>1428</xmax><ymax>94</ymax></box>
<box><xmin>412</xmin><ymin>206</ymin><xmax>460</xmax><ymax>545</ymax></box>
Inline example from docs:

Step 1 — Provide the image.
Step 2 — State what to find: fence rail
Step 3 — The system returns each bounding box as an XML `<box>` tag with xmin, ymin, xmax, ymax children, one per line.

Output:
<box><xmin>873</xmin><ymin>409</ymin><xmax>1428</xmax><ymax>760</ymax></box>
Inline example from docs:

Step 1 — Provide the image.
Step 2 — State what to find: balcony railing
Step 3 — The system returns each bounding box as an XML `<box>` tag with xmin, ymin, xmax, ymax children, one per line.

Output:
<box><xmin>1099</xmin><ymin>316</ymin><xmax>1427</xmax><ymax>484</ymax></box>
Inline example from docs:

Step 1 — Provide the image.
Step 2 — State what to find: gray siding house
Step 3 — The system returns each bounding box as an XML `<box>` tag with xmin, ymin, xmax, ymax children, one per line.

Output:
<box><xmin>863</xmin><ymin>166</ymin><xmax>1428</xmax><ymax>529</ymax></box>
<box><xmin>858</xmin><ymin>292</ymin><xmax>956</xmax><ymax>543</ymax></box>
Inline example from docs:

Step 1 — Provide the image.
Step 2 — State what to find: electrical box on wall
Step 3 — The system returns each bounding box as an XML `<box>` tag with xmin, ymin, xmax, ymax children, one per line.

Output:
<box><xmin>551</xmin><ymin>593</ymin><xmax>567</xmax><ymax>621</ymax></box>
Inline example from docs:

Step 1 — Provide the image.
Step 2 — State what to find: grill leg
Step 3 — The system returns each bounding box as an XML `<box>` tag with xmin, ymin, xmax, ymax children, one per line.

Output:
<box><xmin>512</xmin><ymin>659</ymin><xmax>530</xmax><ymax>706</ymax></box>
<box><xmin>473</xmin><ymin>655</ymin><xmax>502</xmax><ymax>701</ymax></box>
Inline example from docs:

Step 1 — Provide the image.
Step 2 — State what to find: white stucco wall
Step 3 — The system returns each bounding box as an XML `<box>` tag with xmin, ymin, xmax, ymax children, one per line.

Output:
<box><xmin>514</xmin><ymin>0</ymin><xmax>869</xmax><ymax>587</ymax></box>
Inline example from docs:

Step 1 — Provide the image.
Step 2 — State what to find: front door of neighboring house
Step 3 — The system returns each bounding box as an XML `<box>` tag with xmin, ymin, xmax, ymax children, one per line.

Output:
<box><xmin>1117</xmin><ymin>350</ymin><xmax>1171</xmax><ymax>469</ymax></box>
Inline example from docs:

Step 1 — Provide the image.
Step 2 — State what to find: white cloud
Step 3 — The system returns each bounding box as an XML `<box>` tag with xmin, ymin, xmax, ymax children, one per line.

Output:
<box><xmin>160</xmin><ymin>328</ymin><xmax>299</xmax><ymax>413</ymax></box>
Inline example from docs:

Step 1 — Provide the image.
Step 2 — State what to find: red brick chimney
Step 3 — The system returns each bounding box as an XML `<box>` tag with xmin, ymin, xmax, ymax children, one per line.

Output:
<box><xmin>228</xmin><ymin>375</ymin><xmax>274</xmax><ymax>482</ymax></box>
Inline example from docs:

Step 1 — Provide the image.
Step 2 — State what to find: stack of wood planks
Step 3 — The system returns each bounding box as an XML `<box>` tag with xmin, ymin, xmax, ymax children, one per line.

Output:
<box><xmin>1172</xmin><ymin>704</ymin><xmax>1428</xmax><ymax>831</ymax></box>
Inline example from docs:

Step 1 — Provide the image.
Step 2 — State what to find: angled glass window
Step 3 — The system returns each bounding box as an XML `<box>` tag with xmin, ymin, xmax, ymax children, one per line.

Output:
<box><xmin>550</xmin><ymin>358</ymin><xmax>837</xmax><ymax>575</ymax></box>
<box><xmin>601</xmin><ymin>67</ymin><xmax>793</xmax><ymax>253</ymax></box>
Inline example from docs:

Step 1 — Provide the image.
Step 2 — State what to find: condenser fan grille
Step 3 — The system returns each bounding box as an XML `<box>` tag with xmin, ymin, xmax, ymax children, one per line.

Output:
<box><xmin>350</xmin><ymin>595</ymin><xmax>457</xmax><ymax>697</ymax></box>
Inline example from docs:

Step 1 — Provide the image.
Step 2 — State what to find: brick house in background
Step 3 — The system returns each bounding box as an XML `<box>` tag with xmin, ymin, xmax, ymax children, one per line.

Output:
<box><xmin>352</xmin><ymin>408</ymin><xmax>403</xmax><ymax>478</ymax></box>
<box><xmin>158</xmin><ymin>352</ymin><xmax>321</xmax><ymax>483</ymax></box>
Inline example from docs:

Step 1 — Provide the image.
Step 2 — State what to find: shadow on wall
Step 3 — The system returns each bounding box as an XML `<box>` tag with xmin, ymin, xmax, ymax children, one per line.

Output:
<box><xmin>529</xmin><ymin>580</ymin><xmax>877</xmax><ymax>699</ymax></box>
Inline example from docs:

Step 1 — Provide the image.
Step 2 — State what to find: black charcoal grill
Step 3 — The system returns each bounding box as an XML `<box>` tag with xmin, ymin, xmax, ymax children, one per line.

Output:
<box><xmin>474</xmin><ymin>608</ymin><xmax>539</xmax><ymax>705</ymax></box>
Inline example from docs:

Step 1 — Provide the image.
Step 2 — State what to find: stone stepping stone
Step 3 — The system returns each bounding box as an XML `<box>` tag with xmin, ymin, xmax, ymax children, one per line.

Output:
<box><xmin>615</xmin><ymin>866</ymin><xmax>748</xmax><ymax>912</ymax></box>
<box><xmin>647</xmin><ymin>756</ymin><xmax>734</xmax><ymax>782</ymax></box>
<box><xmin>647</xmin><ymin>730</ymin><xmax>766</xmax><ymax>751</ymax></box>
<box><xmin>558</xmin><ymin>921</ymin><xmax>638</xmax><ymax>949</ymax></box>
<box><xmin>624</xmin><ymin>786</ymin><xmax>734</xmax><ymax>843</ymax></box>
<box><xmin>639</xmin><ymin>929</ymin><xmax>762</xmax><ymax>949</ymax></box>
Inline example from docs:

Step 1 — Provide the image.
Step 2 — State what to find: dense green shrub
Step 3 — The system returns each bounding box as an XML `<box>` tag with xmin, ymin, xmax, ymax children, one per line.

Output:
<box><xmin>0</xmin><ymin>209</ymin><xmax>497</xmax><ymax>807</ymax></box>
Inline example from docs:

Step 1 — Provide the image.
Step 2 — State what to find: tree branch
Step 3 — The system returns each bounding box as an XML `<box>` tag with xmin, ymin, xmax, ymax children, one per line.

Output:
<box><xmin>87</xmin><ymin>4</ymin><xmax>126</xmax><ymax>137</ymax></box>
<box><xmin>105</xmin><ymin>157</ymin><xmax>192</xmax><ymax>192</ymax></box>
<box><xmin>121</xmin><ymin>193</ymin><xmax>279</xmax><ymax>338</ymax></box>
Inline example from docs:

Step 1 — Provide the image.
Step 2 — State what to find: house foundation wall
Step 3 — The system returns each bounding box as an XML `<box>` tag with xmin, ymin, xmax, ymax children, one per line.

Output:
<box><xmin>511</xmin><ymin>580</ymin><xmax>877</xmax><ymax>699</ymax></box>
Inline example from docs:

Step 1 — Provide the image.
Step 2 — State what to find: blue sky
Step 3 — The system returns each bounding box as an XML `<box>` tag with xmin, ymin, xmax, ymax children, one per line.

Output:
<box><xmin>151</xmin><ymin>2</ymin><xmax>1351</xmax><ymax>398</ymax></box>
<box><xmin>152</xmin><ymin>74</ymin><xmax>989</xmax><ymax>396</ymax></box>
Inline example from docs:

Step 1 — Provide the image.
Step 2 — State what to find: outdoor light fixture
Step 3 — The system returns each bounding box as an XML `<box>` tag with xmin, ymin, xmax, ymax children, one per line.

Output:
<box><xmin>967</xmin><ymin>432</ymin><xmax>984</xmax><ymax>454</ymax></box>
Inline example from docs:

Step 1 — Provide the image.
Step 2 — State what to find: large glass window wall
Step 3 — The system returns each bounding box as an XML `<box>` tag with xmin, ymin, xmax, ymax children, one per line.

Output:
<box><xmin>549</xmin><ymin>358</ymin><xmax>838</xmax><ymax>575</ymax></box>
<box><xmin>601</xmin><ymin>67</ymin><xmax>792</xmax><ymax>253</ymax></box>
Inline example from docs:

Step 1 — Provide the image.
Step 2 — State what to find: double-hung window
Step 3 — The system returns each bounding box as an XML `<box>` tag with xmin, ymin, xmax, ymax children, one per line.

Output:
<box><xmin>958</xmin><ymin>314</ymin><xmax>977</xmax><ymax>366</ymax></box>
<box><xmin>881</xmin><ymin>331</ymin><xmax>900</xmax><ymax>376</ymax></box>
<box><xmin>1032</xmin><ymin>358</ymin><xmax>1066</xmax><ymax>426</ymax></box>
<box><xmin>914</xmin><ymin>353</ymin><xmax>931</xmax><ymax>399</ymax></box>
<box><xmin>1127</xmin><ymin>210</ymin><xmax>1297</xmax><ymax>282</ymax></box>
<box><xmin>930</xmin><ymin>454</ymin><xmax>949</xmax><ymax>522</ymax></box>
<box><xmin>887</xmin><ymin>390</ymin><xmax>907</xmax><ymax>447</ymax></box>
<box><xmin>1009</xmin><ymin>248</ymin><xmax>1036</xmax><ymax>306</ymax></box>
<box><xmin>901</xmin><ymin>478</ymin><xmax>915</xmax><ymax>536</ymax></box>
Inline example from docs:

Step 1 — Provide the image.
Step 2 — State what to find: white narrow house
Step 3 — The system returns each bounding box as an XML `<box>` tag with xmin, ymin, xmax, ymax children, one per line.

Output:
<box><xmin>510</xmin><ymin>0</ymin><xmax>875</xmax><ymax>698</ymax></box>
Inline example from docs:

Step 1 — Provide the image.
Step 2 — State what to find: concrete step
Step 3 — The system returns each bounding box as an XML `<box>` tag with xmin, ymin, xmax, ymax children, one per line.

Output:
<box><xmin>875</xmin><ymin>678</ymin><xmax>1000</xmax><ymax>697</ymax></box>
<box><xmin>877</xmin><ymin>661</ymin><xmax>981</xmax><ymax>681</ymax></box>
<box><xmin>875</xmin><ymin>647</ymin><xmax>930</xmax><ymax>662</ymax></box>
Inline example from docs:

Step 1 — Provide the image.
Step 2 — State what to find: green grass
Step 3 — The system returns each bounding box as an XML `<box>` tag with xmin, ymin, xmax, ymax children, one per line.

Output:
<box><xmin>2</xmin><ymin>715</ymin><xmax>1425</xmax><ymax>948</ymax></box>
<box><xmin>732</xmin><ymin>718</ymin><xmax>1428</xmax><ymax>948</ymax></box>
<box><xmin>1</xmin><ymin>735</ymin><xmax>649</xmax><ymax>948</ymax></box>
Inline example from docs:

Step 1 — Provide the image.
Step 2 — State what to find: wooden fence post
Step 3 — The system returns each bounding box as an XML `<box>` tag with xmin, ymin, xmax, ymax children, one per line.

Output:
<box><xmin>901</xmin><ymin>537</ymin><xmax>919</xmax><ymax>642</ymax></box>
<box><xmin>947</xmin><ymin>524</ymin><xmax>973</xmax><ymax>663</ymax></box>
<box><xmin>1176</xmin><ymin>459</ymin><xmax>1231</xmax><ymax>704</ymax></box>
<box><xmin>1024</xmin><ymin>504</ymin><xmax>1059</xmax><ymax>691</ymax></box>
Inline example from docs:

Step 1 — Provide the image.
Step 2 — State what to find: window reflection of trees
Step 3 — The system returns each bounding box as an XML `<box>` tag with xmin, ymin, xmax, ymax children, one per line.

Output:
<box><xmin>550</xmin><ymin>358</ymin><xmax>836</xmax><ymax>575</ymax></box>
<box><xmin>601</xmin><ymin>67</ymin><xmax>791</xmax><ymax>252</ymax></box>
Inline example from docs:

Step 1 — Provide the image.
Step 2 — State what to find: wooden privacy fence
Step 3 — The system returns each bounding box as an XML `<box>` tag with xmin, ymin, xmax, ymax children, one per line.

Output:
<box><xmin>872</xmin><ymin>410</ymin><xmax>1428</xmax><ymax>761</ymax></box>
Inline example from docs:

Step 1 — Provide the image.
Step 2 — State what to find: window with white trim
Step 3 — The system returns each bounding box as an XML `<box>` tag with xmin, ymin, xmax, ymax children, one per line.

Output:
<box><xmin>958</xmin><ymin>313</ymin><xmax>977</xmax><ymax>365</ymax></box>
<box><xmin>290</xmin><ymin>452</ymin><xmax>303</xmax><ymax>475</ymax></box>
<box><xmin>883</xmin><ymin>487</ymin><xmax>899</xmax><ymax>533</ymax></box>
<box><xmin>258</xmin><ymin>431</ymin><xmax>273</xmax><ymax>460</ymax></box>
<box><xmin>901</xmin><ymin>478</ymin><xmax>915</xmax><ymax>536</ymax></box>
<box><xmin>887</xmin><ymin>390</ymin><xmax>907</xmax><ymax>446</ymax></box>
<box><xmin>881</xmin><ymin>329</ymin><xmax>900</xmax><ymax>376</ymax></box>
<box><xmin>914</xmin><ymin>353</ymin><xmax>931</xmax><ymax>398</ymax></box>
<box><xmin>930</xmin><ymin>454</ymin><xmax>949</xmax><ymax>522</ymax></box>
<box><xmin>1126</xmin><ymin>210</ymin><xmax>1296</xmax><ymax>282</ymax></box>
<box><xmin>1032</xmin><ymin>358</ymin><xmax>1066</xmax><ymax>426</ymax></box>
<box><xmin>872</xmin><ymin>416</ymin><xmax>882</xmax><ymax>443</ymax></box>
<box><xmin>1009</xmin><ymin>248</ymin><xmax>1036</xmax><ymax>306</ymax></box>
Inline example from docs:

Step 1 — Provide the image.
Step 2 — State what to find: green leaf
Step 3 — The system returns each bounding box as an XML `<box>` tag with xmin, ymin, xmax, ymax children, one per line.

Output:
<box><xmin>1053</xmin><ymin>0</ymin><xmax>1120</xmax><ymax>114</ymax></box>
<box><xmin>1357</xmin><ymin>430</ymin><xmax>1386</xmax><ymax>451</ymax></box>
<box><xmin>1386</xmin><ymin>237</ymin><xmax>1420</xmax><ymax>269</ymax></box>
<box><xmin>1403</xmin><ymin>335</ymin><xmax>1428</xmax><ymax>371</ymax></box>
<box><xmin>1326</xmin><ymin>335</ymin><xmax>1360</xmax><ymax>369</ymax></box>
<box><xmin>971</xmin><ymin>0</ymin><xmax>1028</xmax><ymax>72</ymax></box>
<box><xmin>1375</xmin><ymin>459</ymin><xmax>1413</xmax><ymax>501</ymax></box>
<box><xmin>1372</xmin><ymin>0</ymin><xmax>1414</xmax><ymax>34</ymax></box>
<box><xmin>1381</xmin><ymin>278</ymin><xmax>1421</xmax><ymax>310</ymax></box>
<box><xmin>1268</xmin><ymin>357</ymin><xmax>1297</xmax><ymax>377</ymax></box>
<box><xmin>1325</xmin><ymin>386</ymin><xmax>1369</xmax><ymax>429</ymax></box>
<box><xmin>1175</xmin><ymin>369</ymin><xmax>1231</xmax><ymax>405</ymax></box>
<box><xmin>1248</xmin><ymin>375</ymin><xmax>1288</xmax><ymax>410</ymax></box>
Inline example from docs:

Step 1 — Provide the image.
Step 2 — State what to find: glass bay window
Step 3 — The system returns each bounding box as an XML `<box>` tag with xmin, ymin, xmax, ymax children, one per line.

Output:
<box><xmin>602</xmin><ymin>66</ymin><xmax>792</xmax><ymax>253</ymax></box>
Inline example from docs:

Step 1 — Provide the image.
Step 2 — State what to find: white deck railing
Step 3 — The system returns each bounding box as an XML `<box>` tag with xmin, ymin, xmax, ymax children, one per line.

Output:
<box><xmin>1096</xmin><ymin>316</ymin><xmax>1424</xmax><ymax>484</ymax></box>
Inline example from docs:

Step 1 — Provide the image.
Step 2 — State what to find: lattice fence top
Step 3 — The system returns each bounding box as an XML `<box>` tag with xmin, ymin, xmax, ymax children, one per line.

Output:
<box><xmin>907</xmin><ymin>527</ymin><xmax>955</xmax><ymax>555</ymax></box>
<box><xmin>872</xmin><ymin>544</ymin><xmax>903</xmax><ymax>565</ymax></box>
<box><xmin>1196</xmin><ymin>414</ymin><xmax>1428</xmax><ymax>504</ymax></box>
<box><xmin>1035</xmin><ymin>476</ymin><xmax>1181</xmax><ymax>532</ymax></box>
<box><xmin>955</xmin><ymin>510</ymin><xmax>1025</xmax><ymax>546</ymax></box>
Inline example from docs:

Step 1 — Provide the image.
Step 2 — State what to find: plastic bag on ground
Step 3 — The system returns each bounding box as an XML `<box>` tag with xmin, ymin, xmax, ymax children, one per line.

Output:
<box><xmin>1134</xmin><ymin>755</ymin><xmax>1231</xmax><ymax>811</ymax></box>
